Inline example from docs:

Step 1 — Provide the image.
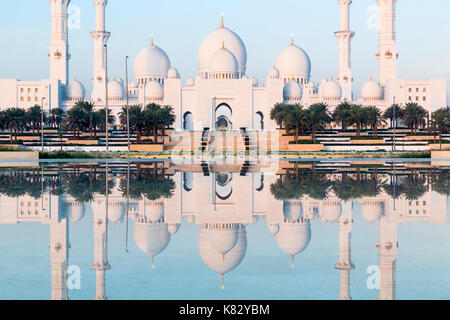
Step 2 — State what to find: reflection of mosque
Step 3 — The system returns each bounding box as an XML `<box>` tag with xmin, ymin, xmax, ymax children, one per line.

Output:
<box><xmin>0</xmin><ymin>162</ymin><xmax>447</xmax><ymax>300</ymax></box>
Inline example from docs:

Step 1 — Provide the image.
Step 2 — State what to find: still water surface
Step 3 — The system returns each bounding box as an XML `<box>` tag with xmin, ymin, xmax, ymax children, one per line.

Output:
<box><xmin>0</xmin><ymin>160</ymin><xmax>449</xmax><ymax>300</ymax></box>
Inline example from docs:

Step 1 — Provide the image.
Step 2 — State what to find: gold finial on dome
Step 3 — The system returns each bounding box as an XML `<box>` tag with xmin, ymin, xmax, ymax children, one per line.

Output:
<box><xmin>74</xmin><ymin>75</ymin><xmax>77</xmax><ymax>81</ymax></box>
<box><xmin>370</xmin><ymin>75</ymin><xmax>373</xmax><ymax>81</ymax></box>
<box><xmin>290</xmin><ymin>33</ymin><xmax>294</xmax><ymax>46</ymax></box>
<box><xmin>151</xmin><ymin>256</ymin><xmax>155</xmax><ymax>269</ymax></box>
<box><xmin>221</xmin><ymin>273</ymin><xmax>225</xmax><ymax>290</ymax></box>
<box><xmin>222</xmin><ymin>41</ymin><xmax>225</xmax><ymax>50</ymax></box>
<box><xmin>150</xmin><ymin>33</ymin><xmax>154</xmax><ymax>46</ymax></box>
<box><xmin>220</xmin><ymin>12</ymin><xmax>224</xmax><ymax>28</ymax></box>
<box><xmin>291</xmin><ymin>255</ymin><xmax>295</xmax><ymax>269</ymax></box>
<box><xmin>331</xmin><ymin>75</ymin><xmax>334</xmax><ymax>81</ymax></box>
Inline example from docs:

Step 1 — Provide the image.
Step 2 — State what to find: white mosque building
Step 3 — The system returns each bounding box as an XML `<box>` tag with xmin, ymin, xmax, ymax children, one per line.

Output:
<box><xmin>0</xmin><ymin>0</ymin><xmax>447</xmax><ymax>132</ymax></box>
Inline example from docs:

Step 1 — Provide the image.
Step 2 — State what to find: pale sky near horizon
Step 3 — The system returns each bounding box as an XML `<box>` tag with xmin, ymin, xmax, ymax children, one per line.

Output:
<box><xmin>0</xmin><ymin>0</ymin><xmax>449</xmax><ymax>104</ymax></box>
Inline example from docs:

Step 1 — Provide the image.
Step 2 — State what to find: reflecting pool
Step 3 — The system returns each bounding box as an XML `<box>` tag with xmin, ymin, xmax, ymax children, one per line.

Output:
<box><xmin>0</xmin><ymin>160</ymin><xmax>449</xmax><ymax>300</ymax></box>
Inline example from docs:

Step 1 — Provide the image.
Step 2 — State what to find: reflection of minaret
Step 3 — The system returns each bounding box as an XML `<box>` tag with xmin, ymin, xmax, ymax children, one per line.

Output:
<box><xmin>49</xmin><ymin>219</ymin><xmax>70</xmax><ymax>300</ymax></box>
<box><xmin>335</xmin><ymin>201</ymin><xmax>355</xmax><ymax>300</ymax></box>
<box><xmin>376</xmin><ymin>217</ymin><xmax>397</xmax><ymax>300</ymax></box>
<box><xmin>91</xmin><ymin>198</ymin><xmax>111</xmax><ymax>300</ymax></box>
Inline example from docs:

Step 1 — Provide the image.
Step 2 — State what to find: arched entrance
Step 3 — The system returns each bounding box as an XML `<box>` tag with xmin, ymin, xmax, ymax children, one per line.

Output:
<box><xmin>183</xmin><ymin>112</ymin><xmax>193</xmax><ymax>131</ymax></box>
<box><xmin>255</xmin><ymin>112</ymin><xmax>264</xmax><ymax>130</ymax></box>
<box><xmin>215</xmin><ymin>103</ymin><xmax>232</xmax><ymax>131</ymax></box>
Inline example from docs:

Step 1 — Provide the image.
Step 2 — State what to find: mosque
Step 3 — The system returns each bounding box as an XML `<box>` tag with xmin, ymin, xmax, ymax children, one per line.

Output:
<box><xmin>0</xmin><ymin>161</ymin><xmax>447</xmax><ymax>299</ymax></box>
<box><xmin>0</xmin><ymin>0</ymin><xmax>447</xmax><ymax>132</ymax></box>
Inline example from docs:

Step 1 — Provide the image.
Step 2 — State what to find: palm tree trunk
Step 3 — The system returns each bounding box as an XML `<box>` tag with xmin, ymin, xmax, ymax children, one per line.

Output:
<box><xmin>312</xmin><ymin>127</ymin><xmax>316</xmax><ymax>143</ymax></box>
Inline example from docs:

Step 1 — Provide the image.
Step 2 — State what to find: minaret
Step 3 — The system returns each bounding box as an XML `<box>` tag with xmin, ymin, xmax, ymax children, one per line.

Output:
<box><xmin>49</xmin><ymin>219</ymin><xmax>70</xmax><ymax>300</ymax></box>
<box><xmin>376</xmin><ymin>217</ymin><xmax>397</xmax><ymax>300</ymax></box>
<box><xmin>335</xmin><ymin>201</ymin><xmax>355</xmax><ymax>300</ymax></box>
<box><xmin>376</xmin><ymin>0</ymin><xmax>398</xmax><ymax>85</ymax></box>
<box><xmin>90</xmin><ymin>0</ymin><xmax>110</xmax><ymax>102</ymax></box>
<box><xmin>91</xmin><ymin>199</ymin><xmax>111</xmax><ymax>300</ymax></box>
<box><xmin>49</xmin><ymin>0</ymin><xmax>71</xmax><ymax>85</ymax></box>
<box><xmin>334</xmin><ymin>0</ymin><xmax>355</xmax><ymax>101</ymax></box>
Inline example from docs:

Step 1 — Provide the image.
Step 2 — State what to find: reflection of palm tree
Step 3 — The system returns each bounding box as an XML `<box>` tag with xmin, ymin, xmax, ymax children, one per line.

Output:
<box><xmin>63</xmin><ymin>170</ymin><xmax>115</xmax><ymax>203</ymax></box>
<box><xmin>400</xmin><ymin>173</ymin><xmax>427</xmax><ymax>200</ymax></box>
<box><xmin>332</xmin><ymin>172</ymin><xmax>380</xmax><ymax>201</ymax></box>
<box><xmin>431</xmin><ymin>169</ymin><xmax>450</xmax><ymax>196</ymax></box>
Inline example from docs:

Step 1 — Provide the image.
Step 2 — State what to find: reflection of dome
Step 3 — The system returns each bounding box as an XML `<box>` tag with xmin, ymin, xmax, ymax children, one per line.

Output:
<box><xmin>283</xmin><ymin>200</ymin><xmax>303</xmax><ymax>222</ymax></box>
<box><xmin>92</xmin><ymin>199</ymin><xmax>126</xmax><ymax>224</ymax></box>
<box><xmin>275</xmin><ymin>221</ymin><xmax>311</xmax><ymax>258</ymax></box>
<box><xmin>267</xmin><ymin>222</ymin><xmax>280</xmax><ymax>235</ymax></box>
<box><xmin>361</xmin><ymin>199</ymin><xmax>384</xmax><ymax>222</ymax></box>
<box><xmin>168</xmin><ymin>223</ymin><xmax>180</xmax><ymax>235</ymax></box>
<box><xmin>61</xmin><ymin>200</ymin><xmax>86</xmax><ymax>223</ymax></box>
<box><xmin>362</xmin><ymin>78</ymin><xmax>382</xmax><ymax>101</ymax></box>
<box><xmin>198</xmin><ymin>20</ymin><xmax>247</xmax><ymax>77</ymax></box>
<box><xmin>144</xmin><ymin>80</ymin><xmax>164</xmax><ymax>101</ymax></box>
<box><xmin>186</xmin><ymin>215</ymin><xmax>195</xmax><ymax>224</ymax></box>
<box><xmin>66</xmin><ymin>78</ymin><xmax>85</xmax><ymax>101</ymax></box>
<box><xmin>208</xmin><ymin>46</ymin><xmax>239</xmax><ymax>79</ymax></box>
<box><xmin>321</xmin><ymin>200</ymin><xmax>342</xmax><ymax>223</ymax></box>
<box><xmin>134</xmin><ymin>223</ymin><xmax>171</xmax><ymax>260</ymax></box>
<box><xmin>186</xmin><ymin>77</ymin><xmax>195</xmax><ymax>86</ymax></box>
<box><xmin>283</xmin><ymin>81</ymin><xmax>302</xmax><ymax>104</ymax></box>
<box><xmin>108</xmin><ymin>79</ymin><xmax>124</xmax><ymax>101</ymax></box>
<box><xmin>134</xmin><ymin>39</ymin><xmax>171</xmax><ymax>81</ymax></box>
<box><xmin>207</xmin><ymin>224</ymin><xmax>239</xmax><ymax>255</ymax></box>
<box><xmin>274</xmin><ymin>42</ymin><xmax>311</xmax><ymax>82</ymax></box>
<box><xmin>322</xmin><ymin>78</ymin><xmax>342</xmax><ymax>101</ymax></box>
<box><xmin>142</xmin><ymin>201</ymin><xmax>164</xmax><ymax>223</ymax></box>
<box><xmin>199</xmin><ymin>225</ymin><xmax>247</xmax><ymax>276</ymax></box>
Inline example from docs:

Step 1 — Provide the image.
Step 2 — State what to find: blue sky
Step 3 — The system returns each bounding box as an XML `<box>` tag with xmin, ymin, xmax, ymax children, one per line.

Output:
<box><xmin>0</xmin><ymin>0</ymin><xmax>449</xmax><ymax>103</ymax></box>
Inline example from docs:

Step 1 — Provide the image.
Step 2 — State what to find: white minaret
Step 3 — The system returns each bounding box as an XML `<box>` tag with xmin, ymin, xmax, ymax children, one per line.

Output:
<box><xmin>376</xmin><ymin>0</ymin><xmax>398</xmax><ymax>85</ymax></box>
<box><xmin>91</xmin><ymin>198</ymin><xmax>111</xmax><ymax>300</ymax></box>
<box><xmin>376</xmin><ymin>216</ymin><xmax>397</xmax><ymax>300</ymax></box>
<box><xmin>90</xmin><ymin>0</ymin><xmax>110</xmax><ymax>102</ymax></box>
<box><xmin>49</xmin><ymin>0</ymin><xmax>70</xmax><ymax>85</ymax></box>
<box><xmin>49</xmin><ymin>219</ymin><xmax>70</xmax><ymax>300</ymax></box>
<box><xmin>334</xmin><ymin>0</ymin><xmax>355</xmax><ymax>101</ymax></box>
<box><xmin>335</xmin><ymin>201</ymin><xmax>355</xmax><ymax>300</ymax></box>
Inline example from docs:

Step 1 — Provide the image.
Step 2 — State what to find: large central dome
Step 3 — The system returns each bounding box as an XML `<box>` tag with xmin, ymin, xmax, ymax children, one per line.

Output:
<box><xmin>134</xmin><ymin>37</ymin><xmax>171</xmax><ymax>84</ymax></box>
<box><xmin>198</xmin><ymin>18</ymin><xmax>247</xmax><ymax>78</ymax></box>
<box><xmin>274</xmin><ymin>40</ymin><xmax>311</xmax><ymax>84</ymax></box>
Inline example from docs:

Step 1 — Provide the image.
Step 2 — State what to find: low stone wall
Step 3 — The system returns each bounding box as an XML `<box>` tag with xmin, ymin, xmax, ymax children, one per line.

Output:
<box><xmin>17</xmin><ymin>136</ymin><xmax>41</xmax><ymax>141</ymax></box>
<box><xmin>405</xmin><ymin>136</ymin><xmax>436</xmax><ymax>141</ymax></box>
<box><xmin>431</xmin><ymin>151</ymin><xmax>450</xmax><ymax>159</ymax></box>
<box><xmin>130</xmin><ymin>144</ymin><xmax>164</xmax><ymax>152</ymax></box>
<box><xmin>0</xmin><ymin>152</ymin><xmax>39</xmax><ymax>160</ymax></box>
<box><xmin>66</xmin><ymin>139</ymin><xmax>99</xmax><ymax>145</ymax></box>
<box><xmin>287</xmin><ymin>144</ymin><xmax>324</xmax><ymax>152</ymax></box>
<box><xmin>350</xmin><ymin>139</ymin><xmax>386</xmax><ymax>145</ymax></box>
<box><xmin>429</xmin><ymin>144</ymin><xmax>450</xmax><ymax>150</ymax></box>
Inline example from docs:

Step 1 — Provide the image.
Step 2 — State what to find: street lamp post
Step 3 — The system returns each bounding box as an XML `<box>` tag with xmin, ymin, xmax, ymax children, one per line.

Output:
<box><xmin>125</xmin><ymin>56</ymin><xmax>130</xmax><ymax>152</ymax></box>
<box><xmin>393</xmin><ymin>96</ymin><xmax>396</xmax><ymax>152</ymax></box>
<box><xmin>41</xmin><ymin>97</ymin><xmax>46</xmax><ymax>152</ymax></box>
<box><xmin>105</xmin><ymin>44</ymin><xmax>109</xmax><ymax>152</ymax></box>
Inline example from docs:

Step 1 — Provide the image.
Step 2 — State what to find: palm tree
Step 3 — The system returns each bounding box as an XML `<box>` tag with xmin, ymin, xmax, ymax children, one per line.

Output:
<box><xmin>5</xmin><ymin>108</ymin><xmax>27</xmax><ymax>142</ymax></box>
<box><xmin>75</xmin><ymin>101</ymin><xmax>96</xmax><ymax>138</ymax></box>
<box><xmin>429</xmin><ymin>108</ymin><xmax>450</xmax><ymax>147</ymax></box>
<box><xmin>402</xmin><ymin>102</ymin><xmax>428</xmax><ymax>134</ymax></box>
<box><xmin>270</xmin><ymin>103</ymin><xmax>293</xmax><ymax>130</ymax></box>
<box><xmin>120</xmin><ymin>105</ymin><xmax>146</xmax><ymax>144</ymax></box>
<box><xmin>50</xmin><ymin>108</ymin><xmax>66</xmax><ymax>130</ymax></box>
<box><xmin>96</xmin><ymin>107</ymin><xmax>115</xmax><ymax>133</ymax></box>
<box><xmin>284</xmin><ymin>105</ymin><xmax>308</xmax><ymax>144</ymax></box>
<box><xmin>366</xmin><ymin>106</ymin><xmax>386</xmax><ymax>138</ymax></box>
<box><xmin>26</xmin><ymin>105</ymin><xmax>45</xmax><ymax>134</ymax></box>
<box><xmin>62</xmin><ymin>105</ymin><xmax>87</xmax><ymax>139</ymax></box>
<box><xmin>144</xmin><ymin>103</ymin><xmax>165</xmax><ymax>144</ymax></box>
<box><xmin>306</xmin><ymin>103</ymin><xmax>331</xmax><ymax>142</ymax></box>
<box><xmin>332</xmin><ymin>101</ymin><xmax>353</xmax><ymax>131</ymax></box>
<box><xmin>350</xmin><ymin>104</ymin><xmax>368</xmax><ymax>137</ymax></box>
<box><xmin>160</xmin><ymin>105</ymin><xmax>176</xmax><ymax>137</ymax></box>
<box><xmin>383</xmin><ymin>104</ymin><xmax>404</xmax><ymax>128</ymax></box>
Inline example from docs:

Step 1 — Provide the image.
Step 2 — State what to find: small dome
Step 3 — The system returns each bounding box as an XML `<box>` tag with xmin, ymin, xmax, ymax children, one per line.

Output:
<box><xmin>267</xmin><ymin>222</ymin><xmax>280</xmax><ymax>235</ymax></box>
<box><xmin>208</xmin><ymin>46</ymin><xmax>238</xmax><ymax>78</ymax></box>
<box><xmin>134</xmin><ymin>39</ymin><xmax>171</xmax><ymax>81</ymax></box>
<box><xmin>251</xmin><ymin>77</ymin><xmax>258</xmax><ymax>87</ymax></box>
<box><xmin>66</xmin><ymin>78</ymin><xmax>85</xmax><ymax>101</ymax></box>
<box><xmin>144</xmin><ymin>80</ymin><xmax>164</xmax><ymax>101</ymax></box>
<box><xmin>61</xmin><ymin>200</ymin><xmax>86</xmax><ymax>223</ymax></box>
<box><xmin>282</xmin><ymin>200</ymin><xmax>303</xmax><ymax>222</ymax></box>
<box><xmin>362</xmin><ymin>78</ymin><xmax>382</xmax><ymax>101</ymax></box>
<box><xmin>198</xmin><ymin>22</ymin><xmax>247</xmax><ymax>77</ymax></box>
<box><xmin>186</xmin><ymin>77</ymin><xmax>195</xmax><ymax>86</ymax></box>
<box><xmin>92</xmin><ymin>199</ymin><xmax>126</xmax><ymax>224</ymax></box>
<box><xmin>274</xmin><ymin>43</ymin><xmax>311</xmax><ymax>81</ymax></box>
<box><xmin>134</xmin><ymin>223</ymin><xmax>171</xmax><ymax>257</ymax></box>
<box><xmin>283</xmin><ymin>81</ymin><xmax>303</xmax><ymax>104</ymax></box>
<box><xmin>268</xmin><ymin>67</ymin><xmax>280</xmax><ymax>79</ymax></box>
<box><xmin>168</xmin><ymin>223</ymin><xmax>180</xmax><ymax>235</ymax></box>
<box><xmin>199</xmin><ymin>226</ymin><xmax>247</xmax><ymax>275</ymax></box>
<box><xmin>108</xmin><ymin>79</ymin><xmax>124</xmax><ymax>100</ymax></box>
<box><xmin>321</xmin><ymin>200</ymin><xmax>342</xmax><ymax>223</ymax></box>
<box><xmin>168</xmin><ymin>67</ymin><xmax>179</xmax><ymax>79</ymax></box>
<box><xmin>275</xmin><ymin>221</ymin><xmax>311</xmax><ymax>256</ymax></box>
<box><xmin>142</xmin><ymin>201</ymin><xmax>164</xmax><ymax>223</ymax></box>
<box><xmin>322</xmin><ymin>78</ymin><xmax>342</xmax><ymax>101</ymax></box>
<box><xmin>361</xmin><ymin>199</ymin><xmax>384</xmax><ymax>222</ymax></box>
